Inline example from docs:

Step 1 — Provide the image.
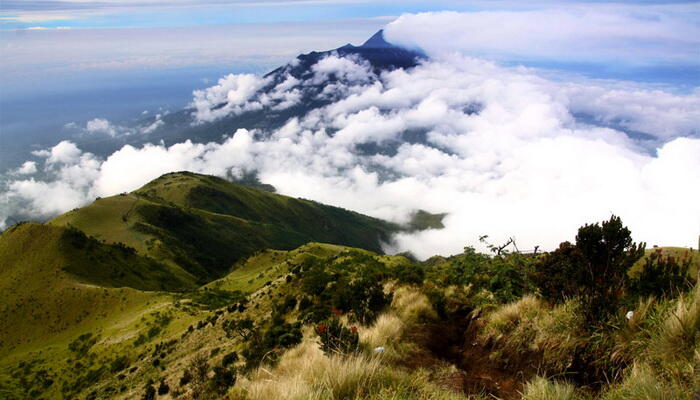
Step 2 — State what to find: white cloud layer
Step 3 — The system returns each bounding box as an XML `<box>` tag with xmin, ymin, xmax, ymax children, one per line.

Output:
<box><xmin>2</xmin><ymin>52</ymin><xmax>699</xmax><ymax>258</ymax></box>
<box><xmin>384</xmin><ymin>9</ymin><xmax>700</xmax><ymax>66</ymax></box>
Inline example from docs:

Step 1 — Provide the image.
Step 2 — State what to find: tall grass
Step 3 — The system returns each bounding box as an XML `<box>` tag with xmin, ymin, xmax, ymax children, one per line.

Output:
<box><xmin>646</xmin><ymin>281</ymin><xmax>700</xmax><ymax>387</ymax></box>
<box><xmin>241</xmin><ymin>332</ymin><xmax>390</xmax><ymax>400</ymax></box>
<box><xmin>479</xmin><ymin>295</ymin><xmax>585</xmax><ymax>373</ymax></box>
<box><xmin>239</xmin><ymin>330</ymin><xmax>463</xmax><ymax>400</ymax></box>
<box><xmin>608</xmin><ymin>282</ymin><xmax>700</xmax><ymax>398</ymax></box>
<box><xmin>599</xmin><ymin>363</ymin><xmax>688</xmax><ymax>400</ymax></box>
<box><xmin>238</xmin><ymin>287</ymin><xmax>451</xmax><ymax>400</ymax></box>
<box><xmin>359</xmin><ymin>287</ymin><xmax>436</xmax><ymax>350</ymax></box>
<box><xmin>521</xmin><ymin>376</ymin><xmax>578</xmax><ymax>400</ymax></box>
<box><xmin>652</xmin><ymin>282</ymin><xmax>700</xmax><ymax>363</ymax></box>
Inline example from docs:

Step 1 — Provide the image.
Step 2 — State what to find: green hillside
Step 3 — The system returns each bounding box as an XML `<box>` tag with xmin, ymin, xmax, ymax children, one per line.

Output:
<box><xmin>0</xmin><ymin>240</ymin><xmax>411</xmax><ymax>400</ymax></box>
<box><xmin>0</xmin><ymin>222</ymin><xmax>172</xmax><ymax>357</ymax></box>
<box><xmin>50</xmin><ymin>172</ymin><xmax>398</xmax><ymax>285</ymax></box>
<box><xmin>2</xmin><ymin>174</ymin><xmax>698</xmax><ymax>400</ymax></box>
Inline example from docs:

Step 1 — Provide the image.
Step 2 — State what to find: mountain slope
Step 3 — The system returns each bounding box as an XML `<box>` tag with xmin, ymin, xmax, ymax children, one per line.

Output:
<box><xmin>0</xmin><ymin>222</ymin><xmax>173</xmax><ymax>356</ymax></box>
<box><xmin>50</xmin><ymin>171</ymin><xmax>399</xmax><ymax>285</ymax></box>
<box><xmin>69</xmin><ymin>30</ymin><xmax>425</xmax><ymax>156</ymax></box>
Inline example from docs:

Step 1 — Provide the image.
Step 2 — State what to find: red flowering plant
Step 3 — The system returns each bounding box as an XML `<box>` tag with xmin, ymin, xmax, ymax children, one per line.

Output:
<box><xmin>316</xmin><ymin>318</ymin><xmax>359</xmax><ymax>356</ymax></box>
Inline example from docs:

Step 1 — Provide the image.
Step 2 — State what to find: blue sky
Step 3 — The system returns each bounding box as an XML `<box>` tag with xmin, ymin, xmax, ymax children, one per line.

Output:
<box><xmin>1</xmin><ymin>1</ymin><xmax>471</xmax><ymax>30</ymax></box>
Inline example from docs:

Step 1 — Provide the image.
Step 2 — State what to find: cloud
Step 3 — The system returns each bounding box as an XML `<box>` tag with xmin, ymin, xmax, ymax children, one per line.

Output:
<box><xmin>2</xmin><ymin>52</ymin><xmax>699</xmax><ymax>258</ymax></box>
<box><xmin>140</xmin><ymin>113</ymin><xmax>164</xmax><ymax>134</ymax></box>
<box><xmin>86</xmin><ymin>118</ymin><xmax>118</xmax><ymax>137</ymax></box>
<box><xmin>15</xmin><ymin>161</ymin><xmax>37</xmax><ymax>175</ymax></box>
<box><xmin>74</xmin><ymin>115</ymin><xmax>165</xmax><ymax>137</ymax></box>
<box><xmin>44</xmin><ymin>140</ymin><xmax>82</xmax><ymax>164</ymax></box>
<box><xmin>191</xmin><ymin>74</ymin><xmax>270</xmax><ymax>122</ymax></box>
<box><xmin>384</xmin><ymin>8</ymin><xmax>700</xmax><ymax>67</ymax></box>
<box><xmin>23</xmin><ymin>26</ymin><xmax>71</xmax><ymax>30</ymax></box>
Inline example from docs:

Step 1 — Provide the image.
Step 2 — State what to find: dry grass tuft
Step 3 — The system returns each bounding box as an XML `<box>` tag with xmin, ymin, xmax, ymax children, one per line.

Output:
<box><xmin>652</xmin><ymin>282</ymin><xmax>700</xmax><ymax>363</ymax></box>
<box><xmin>360</xmin><ymin>286</ymin><xmax>436</xmax><ymax>350</ymax></box>
<box><xmin>600</xmin><ymin>363</ymin><xmax>688</xmax><ymax>400</ymax></box>
<box><xmin>360</xmin><ymin>313</ymin><xmax>404</xmax><ymax>350</ymax></box>
<box><xmin>391</xmin><ymin>286</ymin><xmax>437</xmax><ymax>322</ymax></box>
<box><xmin>521</xmin><ymin>376</ymin><xmax>577</xmax><ymax>400</ymax></box>
<box><xmin>237</xmin><ymin>286</ymin><xmax>453</xmax><ymax>400</ymax></box>
<box><xmin>479</xmin><ymin>295</ymin><xmax>585</xmax><ymax>373</ymax></box>
<box><xmin>242</xmin><ymin>331</ymin><xmax>389</xmax><ymax>400</ymax></box>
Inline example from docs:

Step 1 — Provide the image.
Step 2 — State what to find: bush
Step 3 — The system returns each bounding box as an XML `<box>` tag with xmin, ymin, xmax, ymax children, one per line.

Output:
<box><xmin>141</xmin><ymin>384</ymin><xmax>156</xmax><ymax>400</ymax></box>
<box><xmin>109</xmin><ymin>356</ymin><xmax>129</xmax><ymax>373</ymax></box>
<box><xmin>316</xmin><ymin>318</ymin><xmax>359</xmax><ymax>356</ymax></box>
<box><xmin>533</xmin><ymin>216</ymin><xmax>645</xmax><ymax>321</ymax></box>
<box><xmin>241</xmin><ymin>314</ymin><xmax>302</xmax><ymax>370</ymax></box>
<box><xmin>222</xmin><ymin>351</ymin><xmax>239</xmax><ymax>366</ymax></box>
<box><xmin>211</xmin><ymin>366</ymin><xmax>237</xmax><ymax>395</ymax></box>
<box><xmin>392</xmin><ymin>262</ymin><xmax>425</xmax><ymax>285</ymax></box>
<box><xmin>446</xmin><ymin>245</ymin><xmax>534</xmax><ymax>303</ymax></box>
<box><xmin>222</xmin><ymin>318</ymin><xmax>255</xmax><ymax>340</ymax></box>
<box><xmin>157</xmin><ymin>379</ymin><xmax>169</xmax><ymax>395</ymax></box>
<box><xmin>630</xmin><ymin>249</ymin><xmax>693</xmax><ymax>299</ymax></box>
<box><xmin>179</xmin><ymin>369</ymin><xmax>192</xmax><ymax>386</ymax></box>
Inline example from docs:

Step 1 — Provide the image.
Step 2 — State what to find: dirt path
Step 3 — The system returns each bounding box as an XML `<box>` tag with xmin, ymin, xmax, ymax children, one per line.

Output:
<box><xmin>403</xmin><ymin>314</ymin><xmax>535</xmax><ymax>400</ymax></box>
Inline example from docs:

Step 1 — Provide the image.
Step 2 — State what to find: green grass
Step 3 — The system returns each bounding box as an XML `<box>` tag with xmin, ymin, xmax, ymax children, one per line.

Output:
<box><xmin>50</xmin><ymin>171</ymin><xmax>400</xmax><ymax>287</ymax></box>
<box><xmin>0</xmin><ymin>222</ymin><xmax>182</xmax><ymax>357</ymax></box>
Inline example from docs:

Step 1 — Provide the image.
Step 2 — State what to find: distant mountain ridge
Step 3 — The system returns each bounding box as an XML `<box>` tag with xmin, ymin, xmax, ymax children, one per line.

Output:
<box><xmin>69</xmin><ymin>30</ymin><xmax>426</xmax><ymax>159</ymax></box>
<box><xmin>266</xmin><ymin>29</ymin><xmax>424</xmax><ymax>79</ymax></box>
<box><xmin>43</xmin><ymin>171</ymin><xmax>398</xmax><ymax>286</ymax></box>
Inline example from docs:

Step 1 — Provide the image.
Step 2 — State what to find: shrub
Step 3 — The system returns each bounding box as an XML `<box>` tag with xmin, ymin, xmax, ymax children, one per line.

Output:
<box><xmin>222</xmin><ymin>318</ymin><xmax>255</xmax><ymax>340</ymax></box>
<box><xmin>109</xmin><ymin>356</ymin><xmax>129</xmax><ymax>373</ymax></box>
<box><xmin>329</xmin><ymin>276</ymin><xmax>392</xmax><ymax>325</ymax></box>
<box><xmin>157</xmin><ymin>379</ymin><xmax>169</xmax><ymax>395</ymax></box>
<box><xmin>210</xmin><ymin>366</ymin><xmax>236</xmax><ymax>395</ymax></box>
<box><xmin>630</xmin><ymin>249</ymin><xmax>693</xmax><ymax>299</ymax></box>
<box><xmin>534</xmin><ymin>216</ymin><xmax>645</xmax><ymax>322</ymax></box>
<box><xmin>141</xmin><ymin>384</ymin><xmax>156</xmax><ymax>400</ymax></box>
<box><xmin>179</xmin><ymin>370</ymin><xmax>192</xmax><ymax>386</ymax></box>
<box><xmin>241</xmin><ymin>314</ymin><xmax>302</xmax><ymax>370</ymax></box>
<box><xmin>298</xmin><ymin>296</ymin><xmax>313</xmax><ymax>311</ymax></box>
<box><xmin>68</xmin><ymin>332</ymin><xmax>98</xmax><ymax>355</ymax></box>
<box><xmin>316</xmin><ymin>318</ymin><xmax>359</xmax><ymax>356</ymax></box>
<box><xmin>392</xmin><ymin>262</ymin><xmax>425</xmax><ymax>285</ymax></box>
<box><xmin>222</xmin><ymin>351</ymin><xmax>239</xmax><ymax>366</ymax></box>
<box><xmin>446</xmin><ymin>245</ymin><xmax>534</xmax><ymax>303</ymax></box>
<box><xmin>299</xmin><ymin>252</ymin><xmax>392</xmax><ymax>324</ymax></box>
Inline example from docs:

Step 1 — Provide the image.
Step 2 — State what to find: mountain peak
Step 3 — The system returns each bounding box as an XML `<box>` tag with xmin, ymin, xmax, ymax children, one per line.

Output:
<box><xmin>360</xmin><ymin>29</ymin><xmax>393</xmax><ymax>49</ymax></box>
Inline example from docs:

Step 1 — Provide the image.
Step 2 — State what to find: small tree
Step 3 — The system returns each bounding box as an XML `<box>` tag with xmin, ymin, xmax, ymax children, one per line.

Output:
<box><xmin>222</xmin><ymin>318</ymin><xmax>255</xmax><ymax>341</ymax></box>
<box><xmin>534</xmin><ymin>215</ymin><xmax>645</xmax><ymax>321</ymax></box>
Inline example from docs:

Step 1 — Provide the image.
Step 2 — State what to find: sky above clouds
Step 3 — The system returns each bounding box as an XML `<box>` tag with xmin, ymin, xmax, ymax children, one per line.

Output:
<box><xmin>1</xmin><ymin>1</ymin><xmax>699</xmax><ymax>257</ymax></box>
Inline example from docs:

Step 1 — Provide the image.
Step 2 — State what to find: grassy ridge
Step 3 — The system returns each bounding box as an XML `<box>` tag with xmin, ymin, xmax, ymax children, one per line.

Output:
<box><xmin>0</xmin><ymin>222</ymin><xmax>168</xmax><ymax>357</ymax></box>
<box><xmin>51</xmin><ymin>172</ymin><xmax>399</xmax><ymax>286</ymax></box>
